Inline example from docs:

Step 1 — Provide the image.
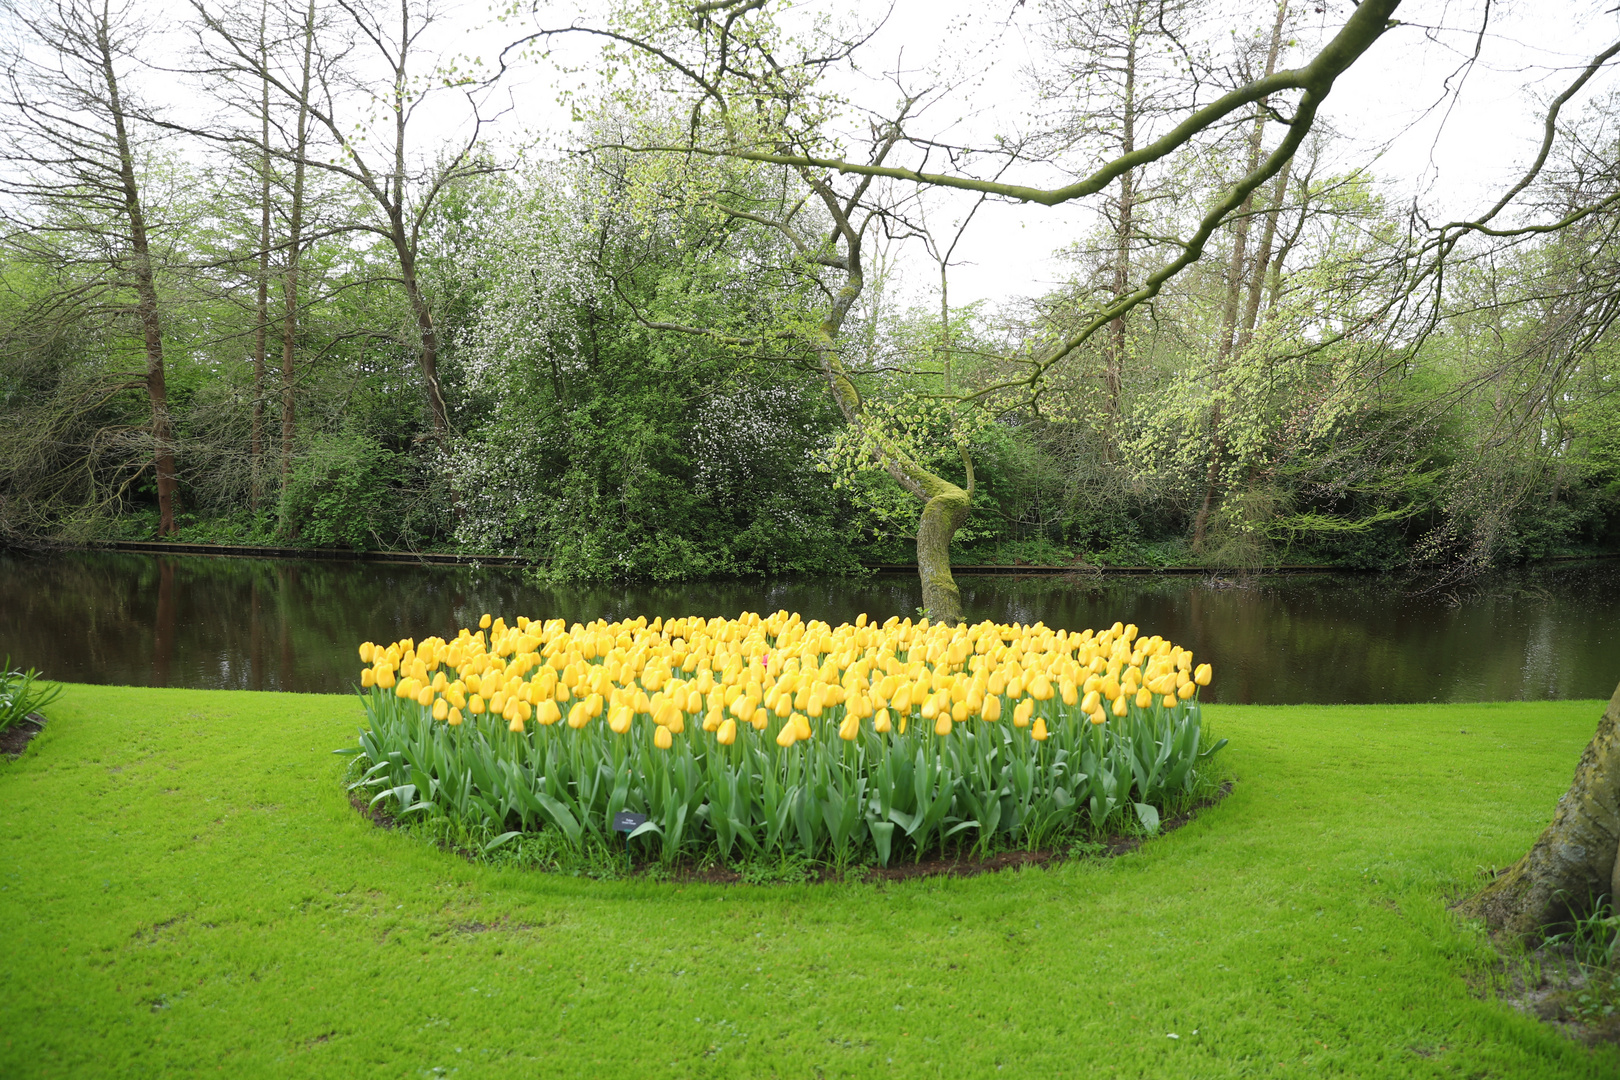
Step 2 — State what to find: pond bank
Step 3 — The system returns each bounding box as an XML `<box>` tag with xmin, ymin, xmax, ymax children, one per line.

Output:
<box><xmin>74</xmin><ymin>538</ymin><xmax>1620</xmax><ymax>575</ymax></box>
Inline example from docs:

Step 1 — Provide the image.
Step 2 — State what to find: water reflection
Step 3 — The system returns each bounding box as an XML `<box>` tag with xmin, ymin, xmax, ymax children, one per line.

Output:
<box><xmin>1</xmin><ymin>550</ymin><xmax>1616</xmax><ymax>703</ymax></box>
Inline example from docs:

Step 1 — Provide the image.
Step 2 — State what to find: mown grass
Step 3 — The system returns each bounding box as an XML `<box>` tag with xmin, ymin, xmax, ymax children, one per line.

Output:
<box><xmin>1</xmin><ymin>684</ymin><xmax>1615</xmax><ymax>1078</ymax></box>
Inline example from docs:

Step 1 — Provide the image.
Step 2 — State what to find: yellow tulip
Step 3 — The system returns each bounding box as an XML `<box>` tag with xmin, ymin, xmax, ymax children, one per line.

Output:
<box><xmin>1013</xmin><ymin>699</ymin><xmax>1033</xmax><ymax>728</ymax></box>
<box><xmin>1029</xmin><ymin>673</ymin><xmax>1053</xmax><ymax>701</ymax></box>
<box><xmin>1060</xmin><ymin>678</ymin><xmax>1078</xmax><ymax>706</ymax></box>
<box><xmin>609</xmin><ymin>706</ymin><xmax>633</xmax><ymax>734</ymax></box>
<box><xmin>873</xmin><ymin>708</ymin><xmax>892</xmax><ymax>733</ymax></box>
<box><xmin>793</xmin><ymin>713</ymin><xmax>812</xmax><ymax>741</ymax></box>
<box><xmin>509</xmin><ymin>714</ymin><xmax>525</xmax><ymax>733</ymax></box>
<box><xmin>1135</xmin><ymin>687</ymin><xmax>1153</xmax><ymax>709</ymax></box>
<box><xmin>1163</xmin><ymin>694</ymin><xmax>1177</xmax><ymax>709</ymax></box>
<box><xmin>934</xmin><ymin>714</ymin><xmax>952</xmax><ymax>737</ymax></box>
<box><xmin>1195</xmin><ymin>663</ymin><xmax>1212</xmax><ymax>687</ymax></box>
<box><xmin>1080</xmin><ymin>690</ymin><xmax>1100</xmax><ymax>714</ymax></box>
<box><xmin>567</xmin><ymin>702</ymin><xmax>589</xmax><ymax>729</ymax></box>
<box><xmin>1112</xmin><ymin>694</ymin><xmax>1129</xmax><ymax>717</ymax></box>
<box><xmin>838</xmin><ymin>714</ymin><xmax>859</xmax><ymax>741</ymax></box>
<box><xmin>536</xmin><ymin>699</ymin><xmax>560</xmax><ymax>725</ymax></box>
<box><xmin>1031</xmin><ymin>717</ymin><xmax>1049</xmax><ymax>742</ymax></box>
<box><xmin>432</xmin><ymin>698</ymin><xmax>448</xmax><ymax>721</ymax></box>
<box><xmin>775</xmin><ymin>723</ymin><xmax>797</xmax><ymax>747</ymax></box>
<box><xmin>1178</xmin><ymin>681</ymin><xmax>1195</xmax><ymax>700</ymax></box>
<box><xmin>479</xmin><ymin>614</ymin><xmax>492</xmax><ymax>629</ymax></box>
<box><xmin>654</xmin><ymin>725</ymin><xmax>673</xmax><ymax>750</ymax></box>
<box><xmin>716</xmin><ymin>718</ymin><xmax>738</xmax><ymax>745</ymax></box>
<box><xmin>981</xmin><ymin>696</ymin><xmax>1002</xmax><ymax>722</ymax></box>
<box><xmin>359</xmin><ymin>642</ymin><xmax>375</xmax><ymax>662</ymax></box>
<box><xmin>489</xmin><ymin>690</ymin><xmax>507</xmax><ymax>714</ymax></box>
<box><xmin>1089</xmin><ymin>709</ymin><xmax>1106</xmax><ymax>726</ymax></box>
<box><xmin>361</xmin><ymin>668</ymin><xmax>375</xmax><ymax>688</ymax></box>
<box><xmin>702</xmin><ymin>707</ymin><xmax>723</xmax><ymax>732</ymax></box>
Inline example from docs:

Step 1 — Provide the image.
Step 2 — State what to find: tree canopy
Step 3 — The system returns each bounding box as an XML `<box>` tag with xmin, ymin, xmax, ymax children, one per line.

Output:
<box><xmin>0</xmin><ymin>0</ymin><xmax>1616</xmax><ymax>603</ymax></box>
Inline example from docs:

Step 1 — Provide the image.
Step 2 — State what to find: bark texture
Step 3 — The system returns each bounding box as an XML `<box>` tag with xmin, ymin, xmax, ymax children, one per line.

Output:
<box><xmin>100</xmin><ymin>21</ymin><xmax>175</xmax><ymax>536</ymax></box>
<box><xmin>916</xmin><ymin>475</ymin><xmax>971</xmax><ymax>626</ymax></box>
<box><xmin>1457</xmin><ymin>680</ymin><xmax>1620</xmax><ymax>940</ymax></box>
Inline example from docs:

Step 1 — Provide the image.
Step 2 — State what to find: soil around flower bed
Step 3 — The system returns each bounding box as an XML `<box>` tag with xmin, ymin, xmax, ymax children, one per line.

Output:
<box><xmin>0</xmin><ymin>713</ymin><xmax>46</xmax><ymax>758</ymax></box>
<box><xmin>350</xmin><ymin>780</ymin><xmax>1234</xmax><ymax>884</ymax></box>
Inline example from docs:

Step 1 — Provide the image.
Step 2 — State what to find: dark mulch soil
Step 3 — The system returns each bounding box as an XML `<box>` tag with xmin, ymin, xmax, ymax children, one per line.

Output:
<box><xmin>351</xmin><ymin>780</ymin><xmax>1234</xmax><ymax>884</ymax></box>
<box><xmin>0</xmin><ymin>713</ymin><xmax>46</xmax><ymax>758</ymax></box>
<box><xmin>1480</xmin><ymin>950</ymin><xmax>1620</xmax><ymax>1047</ymax></box>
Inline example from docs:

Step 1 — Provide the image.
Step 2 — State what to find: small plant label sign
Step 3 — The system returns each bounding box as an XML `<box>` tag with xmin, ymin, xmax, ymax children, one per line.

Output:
<box><xmin>613</xmin><ymin>811</ymin><xmax>648</xmax><ymax>833</ymax></box>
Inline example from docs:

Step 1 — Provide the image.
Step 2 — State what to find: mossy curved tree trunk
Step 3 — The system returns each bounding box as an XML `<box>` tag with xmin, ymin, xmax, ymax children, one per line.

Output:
<box><xmin>916</xmin><ymin>465</ymin><xmax>972</xmax><ymax>626</ymax></box>
<box><xmin>1457</xmin><ymin>681</ymin><xmax>1620</xmax><ymax>940</ymax></box>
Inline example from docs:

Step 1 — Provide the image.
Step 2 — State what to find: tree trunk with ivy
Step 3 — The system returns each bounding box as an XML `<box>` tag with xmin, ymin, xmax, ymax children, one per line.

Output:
<box><xmin>1457</xmin><ymin>681</ymin><xmax>1620</xmax><ymax>940</ymax></box>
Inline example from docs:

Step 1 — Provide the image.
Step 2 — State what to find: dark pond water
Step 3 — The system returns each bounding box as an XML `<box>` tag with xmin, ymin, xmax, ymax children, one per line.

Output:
<box><xmin>1</xmin><ymin>550</ymin><xmax>1617</xmax><ymax>704</ymax></box>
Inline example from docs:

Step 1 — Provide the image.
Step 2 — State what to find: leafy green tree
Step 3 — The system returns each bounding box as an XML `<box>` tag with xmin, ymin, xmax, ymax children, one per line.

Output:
<box><xmin>509</xmin><ymin>0</ymin><xmax>1403</xmax><ymax>622</ymax></box>
<box><xmin>0</xmin><ymin>0</ymin><xmax>185</xmax><ymax>534</ymax></box>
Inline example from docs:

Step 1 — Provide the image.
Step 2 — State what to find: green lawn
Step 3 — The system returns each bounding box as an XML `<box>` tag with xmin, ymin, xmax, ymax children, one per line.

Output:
<box><xmin>1</xmin><ymin>685</ymin><xmax>1614</xmax><ymax>1079</ymax></box>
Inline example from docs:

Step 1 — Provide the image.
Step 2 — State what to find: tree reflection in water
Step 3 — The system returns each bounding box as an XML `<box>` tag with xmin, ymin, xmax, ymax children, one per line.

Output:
<box><xmin>0</xmin><ymin>550</ymin><xmax>1615</xmax><ymax>703</ymax></box>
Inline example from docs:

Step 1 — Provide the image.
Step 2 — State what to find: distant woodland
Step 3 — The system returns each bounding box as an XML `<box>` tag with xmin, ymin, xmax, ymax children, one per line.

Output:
<box><xmin>2</xmin><ymin>0</ymin><xmax>1617</xmax><ymax>595</ymax></box>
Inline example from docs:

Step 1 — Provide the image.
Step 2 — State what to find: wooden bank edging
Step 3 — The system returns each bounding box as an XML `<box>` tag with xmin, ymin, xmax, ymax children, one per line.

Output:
<box><xmin>63</xmin><ymin>541</ymin><xmax>1620</xmax><ymax>576</ymax></box>
<box><xmin>86</xmin><ymin>541</ymin><xmax>1363</xmax><ymax>576</ymax></box>
<box><xmin>94</xmin><ymin>540</ymin><xmax>529</xmax><ymax>567</ymax></box>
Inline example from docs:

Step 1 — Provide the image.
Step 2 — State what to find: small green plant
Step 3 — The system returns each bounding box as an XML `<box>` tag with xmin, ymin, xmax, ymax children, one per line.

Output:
<box><xmin>1545</xmin><ymin>895</ymin><xmax>1620</xmax><ymax>969</ymax></box>
<box><xmin>735</xmin><ymin>850</ymin><xmax>817</xmax><ymax>885</ymax></box>
<box><xmin>0</xmin><ymin>657</ymin><xmax>60</xmax><ymax>735</ymax></box>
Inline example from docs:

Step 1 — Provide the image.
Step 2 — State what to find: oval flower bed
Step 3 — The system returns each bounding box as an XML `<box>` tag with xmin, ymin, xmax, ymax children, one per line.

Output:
<box><xmin>343</xmin><ymin>612</ymin><xmax>1225</xmax><ymax>866</ymax></box>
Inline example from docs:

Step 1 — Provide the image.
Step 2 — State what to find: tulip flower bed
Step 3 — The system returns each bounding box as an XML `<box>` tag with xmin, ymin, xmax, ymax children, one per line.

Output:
<box><xmin>345</xmin><ymin>611</ymin><xmax>1224</xmax><ymax>865</ymax></box>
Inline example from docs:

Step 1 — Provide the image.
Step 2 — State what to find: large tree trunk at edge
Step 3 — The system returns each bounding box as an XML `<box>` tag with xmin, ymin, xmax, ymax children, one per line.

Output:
<box><xmin>1456</xmin><ymin>680</ymin><xmax>1620</xmax><ymax>940</ymax></box>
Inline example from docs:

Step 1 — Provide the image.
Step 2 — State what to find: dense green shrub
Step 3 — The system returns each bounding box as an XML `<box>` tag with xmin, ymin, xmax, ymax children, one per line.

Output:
<box><xmin>277</xmin><ymin>433</ymin><xmax>409</xmax><ymax>550</ymax></box>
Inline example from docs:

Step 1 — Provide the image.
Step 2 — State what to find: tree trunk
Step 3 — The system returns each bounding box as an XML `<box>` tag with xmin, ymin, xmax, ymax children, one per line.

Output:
<box><xmin>1102</xmin><ymin>19</ymin><xmax>1138</xmax><ymax>454</ymax></box>
<box><xmin>1193</xmin><ymin>1</ymin><xmax>1288</xmax><ymax>553</ymax></box>
<box><xmin>280</xmin><ymin>0</ymin><xmax>314</xmax><ymax>491</ymax></box>
<box><xmin>916</xmin><ymin>471</ymin><xmax>972</xmax><ymax>626</ymax></box>
<box><xmin>397</xmin><ymin>238</ymin><xmax>450</xmax><ymax>443</ymax></box>
<box><xmin>99</xmin><ymin>22</ymin><xmax>175</xmax><ymax>536</ymax></box>
<box><xmin>1236</xmin><ymin>158</ymin><xmax>1292</xmax><ymax>355</ymax></box>
<box><xmin>1457</xmin><ymin>681</ymin><xmax>1620</xmax><ymax>940</ymax></box>
<box><xmin>251</xmin><ymin>11</ymin><xmax>271</xmax><ymax>511</ymax></box>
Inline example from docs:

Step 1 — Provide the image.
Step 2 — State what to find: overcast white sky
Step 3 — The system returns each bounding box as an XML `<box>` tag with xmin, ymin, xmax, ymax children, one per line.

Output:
<box><xmin>470</xmin><ymin>0</ymin><xmax>1620</xmax><ymax>308</ymax></box>
<box><xmin>150</xmin><ymin>0</ymin><xmax>1620</xmax><ymax>309</ymax></box>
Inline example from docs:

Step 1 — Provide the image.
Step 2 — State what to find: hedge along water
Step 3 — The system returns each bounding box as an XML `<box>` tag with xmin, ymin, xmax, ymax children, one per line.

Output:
<box><xmin>342</xmin><ymin>611</ymin><xmax>1225</xmax><ymax>865</ymax></box>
